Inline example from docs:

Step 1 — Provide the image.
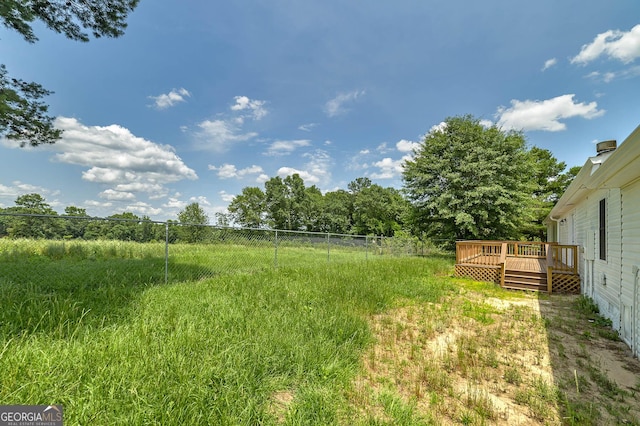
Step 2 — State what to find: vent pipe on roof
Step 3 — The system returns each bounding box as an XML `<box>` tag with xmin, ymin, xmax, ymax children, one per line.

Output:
<box><xmin>596</xmin><ymin>140</ymin><xmax>617</xmax><ymax>155</ymax></box>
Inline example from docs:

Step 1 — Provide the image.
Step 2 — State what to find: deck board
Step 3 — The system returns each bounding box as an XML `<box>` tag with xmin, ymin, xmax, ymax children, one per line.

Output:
<box><xmin>458</xmin><ymin>256</ymin><xmax>559</xmax><ymax>273</ymax></box>
<box><xmin>505</xmin><ymin>257</ymin><xmax>547</xmax><ymax>273</ymax></box>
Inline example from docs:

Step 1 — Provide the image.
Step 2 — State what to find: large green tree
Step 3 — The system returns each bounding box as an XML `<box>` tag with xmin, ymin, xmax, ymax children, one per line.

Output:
<box><xmin>352</xmin><ymin>184</ymin><xmax>407</xmax><ymax>236</ymax></box>
<box><xmin>1</xmin><ymin>0</ymin><xmax>140</xmax><ymax>146</ymax></box>
<box><xmin>3</xmin><ymin>193</ymin><xmax>60</xmax><ymax>238</ymax></box>
<box><xmin>317</xmin><ymin>189</ymin><xmax>352</xmax><ymax>234</ymax></box>
<box><xmin>178</xmin><ymin>202</ymin><xmax>209</xmax><ymax>243</ymax></box>
<box><xmin>264</xmin><ymin>174</ymin><xmax>307</xmax><ymax>230</ymax></box>
<box><xmin>403</xmin><ymin>115</ymin><xmax>534</xmax><ymax>245</ymax></box>
<box><xmin>227</xmin><ymin>187</ymin><xmax>265</xmax><ymax>228</ymax></box>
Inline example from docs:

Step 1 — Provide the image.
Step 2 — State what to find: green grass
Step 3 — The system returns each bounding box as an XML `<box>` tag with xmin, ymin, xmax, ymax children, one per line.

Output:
<box><xmin>0</xmin><ymin>239</ymin><xmax>454</xmax><ymax>424</ymax></box>
<box><xmin>4</xmin><ymin>239</ymin><xmax>636</xmax><ymax>425</ymax></box>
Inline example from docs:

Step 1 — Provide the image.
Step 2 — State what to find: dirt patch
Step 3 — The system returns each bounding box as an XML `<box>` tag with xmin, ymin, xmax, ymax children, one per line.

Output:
<box><xmin>266</xmin><ymin>390</ymin><xmax>294</xmax><ymax>424</ymax></box>
<box><xmin>350</xmin><ymin>290</ymin><xmax>640</xmax><ymax>425</ymax></box>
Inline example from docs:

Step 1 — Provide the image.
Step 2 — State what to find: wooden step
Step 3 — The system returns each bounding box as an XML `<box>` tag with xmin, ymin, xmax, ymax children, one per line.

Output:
<box><xmin>503</xmin><ymin>281</ymin><xmax>548</xmax><ymax>292</ymax></box>
<box><xmin>504</xmin><ymin>269</ymin><xmax>548</xmax><ymax>292</ymax></box>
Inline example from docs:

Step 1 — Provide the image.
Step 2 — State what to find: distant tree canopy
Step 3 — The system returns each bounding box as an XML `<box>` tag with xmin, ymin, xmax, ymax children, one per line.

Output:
<box><xmin>403</xmin><ymin>115</ymin><xmax>578</xmax><ymax>246</ymax></box>
<box><xmin>1</xmin><ymin>0</ymin><xmax>140</xmax><ymax>146</ymax></box>
<box><xmin>178</xmin><ymin>202</ymin><xmax>209</xmax><ymax>243</ymax></box>
<box><xmin>0</xmin><ymin>194</ymin><xmax>164</xmax><ymax>242</ymax></box>
<box><xmin>227</xmin><ymin>174</ymin><xmax>409</xmax><ymax>236</ymax></box>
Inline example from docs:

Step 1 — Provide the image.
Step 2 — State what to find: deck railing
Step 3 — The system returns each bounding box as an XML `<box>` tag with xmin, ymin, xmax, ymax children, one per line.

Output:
<box><xmin>455</xmin><ymin>241</ymin><xmax>503</xmax><ymax>266</ymax></box>
<box><xmin>505</xmin><ymin>241</ymin><xmax>548</xmax><ymax>258</ymax></box>
<box><xmin>456</xmin><ymin>240</ymin><xmax>578</xmax><ymax>273</ymax></box>
<box><xmin>456</xmin><ymin>240</ymin><xmax>580</xmax><ymax>294</ymax></box>
<box><xmin>547</xmin><ymin>244</ymin><xmax>578</xmax><ymax>274</ymax></box>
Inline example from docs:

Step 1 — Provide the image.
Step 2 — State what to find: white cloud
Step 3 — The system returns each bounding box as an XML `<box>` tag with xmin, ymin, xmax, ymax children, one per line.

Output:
<box><xmin>359</xmin><ymin>149</ymin><xmax>370</xmax><ymax>155</ymax></box>
<box><xmin>99</xmin><ymin>189</ymin><xmax>136</xmax><ymax>201</ymax></box>
<box><xmin>396</xmin><ymin>139</ymin><xmax>420</xmax><ymax>153</ymax></box>
<box><xmin>429</xmin><ymin>121</ymin><xmax>448</xmax><ymax>134</ymax></box>
<box><xmin>230</xmin><ymin>96</ymin><xmax>268</xmax><ymax>120</ymax></box>
<box><xmin>148</xmin><ymin>88</ymin><xmax>191</xmax><ymax>109</ymax></box>
<box><xmin>265</xmin><ymin>139</ymin><xmax>311</xmax><ymax>156</ymax></box>
<box><xmin>0</xmin><ymin>184</ymin><xmax>18</xmax><ymax>198</ymax></box>
<box><xmin>0</xmin><ymin>181</ymin><xmax>63</xmax><ymax>208</ymax></box>
<box><xmin>542</xmin><ymin>58</ymin><xmax>557</xmax><ymax>71</ymax></box>
<box><xmin>163</xmin><ymin>197</ymin><xmax>187</xmax><ymax>210</ymax></box>
<box><xmin>239</xmin><ymin>165</ymin><xmax>264</xmax><ymax>176</ymax></box>
<box><xmin>256</xmin><ymin>174</ymin><xmax>269</xmax><ymax>184</ymax></box>
<box><xmin>586</xmin><ymin>66</ymin><xmax>640</xmax><ymax>83</ymax></box>
<box><xmin>495</xmin><ymin>94</ymin><xmax>605</xmax><ymax>132</ymax></box>
<box><xmin>571</xmin><ymin>24</ymin><xmax>640</xmax><ymax>65</ymax></box>
<box><xmin>277</xmin><ymin>167</ymin><xmax>319</xmax><ymax>184</ymax></box>
<box><xmin>324</xmin><ymin>90</ymin><xmax>365</xmax><ymax>117</ymax></box>
<box><xmin>298</xmin><ymin>123</ymin><xmax>318</xmax><ymax>132</ymax></box>
<box><xmin>195</xmin><ymin>119</ymin><xmax>258</xmax><ymax>152</ymax></box>
<box><xmin>85</xmin><ymin>200</ymin><xmax>113</xmax><ymax>208</ymax></box>
<box><xmin>209</xmin><ymin>163</ymin><xmax>238</xmax><ymax>179</ymax></box>
<box><xmin>123</xmin><ymin>201</ymin><xmax>163</xmax><ymax>216</ymax></box>
<box><xmin>218</xmin><ymin>191</ymin><xmax>235</xmax><ymax>203</ymax></box>
<box><xmin>189</xmin><ymin>195</ymin><xmax>211</xmax><ymax>206</ymax></box>
<box><xmin>302</xmin><ymin>150</ymin><xmax>332</xmax><ymax>184</ymax></box>
<box><xmin>48</xmin><ymin>117</ymin><xmax>197</xmax><ymax>199</ymax></box>
<box><xmin>376</xmin><ymin>142</ymin><xmax>391</xmax><ymax>154</ymax></box>
<box><xmin>276</xmin><ymin>150</ymin><xmax>333</xmax><ymax>186</ymax></box>
<box><xmin>208</xmin><ymin>163</ymin><xmax>264</xmax><ymax>179</ymax></box>
<box><xmin>0</xmin><ymin>181</ymin><xmax>57</xmax><ymax>199</ymax></box>
<box><xmin>370</xmin><ymin>157</ymin><xmax>405</xmax><ymax>179</ymax></box>
<box><xmin>479</xmin><ymin>119</ymin><xmax>493</xmax><ymax>128</ymax></box>
<box><xmin>190</xmin><ymin>96</ymin><xmax>268</xmax><ymax>151</ymax></box>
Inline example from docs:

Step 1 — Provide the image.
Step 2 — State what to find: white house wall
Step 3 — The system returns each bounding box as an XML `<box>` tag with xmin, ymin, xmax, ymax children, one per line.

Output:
<box><xmin>547</xmin><ymin>124</ymin><xmax>640</xmax><ymax>356</ymax></box>
<box><xmin>621</xmin><ymin>179</ymin><xmax>640</xmax><ymax>356</ymax></box>
<box><xmin>558</xmin><ymin>189</ymin><xmax>623</xmax><ymax>330</ymax></box>
<box><xmin>599</xmin><ymin>188</ymin><xmax>622</xmax><ymax>331</ymax></box>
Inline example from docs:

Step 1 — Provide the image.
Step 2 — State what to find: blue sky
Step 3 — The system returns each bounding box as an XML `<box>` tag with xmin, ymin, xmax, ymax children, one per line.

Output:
<box><xmin>1</xmin><ymin>0</ymin><xmax>639</xmax><ymax>221</ymax></box>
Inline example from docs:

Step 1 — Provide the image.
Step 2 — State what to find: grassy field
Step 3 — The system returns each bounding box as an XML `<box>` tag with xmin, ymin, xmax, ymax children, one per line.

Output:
<box><xmin>1</xmin><ymin>240</ymin><xmax>638</xmax><ymax>424</ymax></box>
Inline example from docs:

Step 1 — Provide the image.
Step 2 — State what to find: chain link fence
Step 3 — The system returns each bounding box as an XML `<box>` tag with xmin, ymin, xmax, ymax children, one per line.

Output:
<box><xmin>0</xmin><ymin>213</ymin><xmax>435</xmax><ymax>289</ymax></box>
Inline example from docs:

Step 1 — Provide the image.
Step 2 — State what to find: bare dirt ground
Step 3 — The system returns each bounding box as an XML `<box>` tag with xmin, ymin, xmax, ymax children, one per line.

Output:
<box><xmin>349</xmin><ymin>282</ymin><xmax>640</xmax><ymax>425</ymax></box>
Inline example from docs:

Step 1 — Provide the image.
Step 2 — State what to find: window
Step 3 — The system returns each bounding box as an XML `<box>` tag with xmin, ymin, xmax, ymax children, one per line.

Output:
<box><xmin>599</xmin><ymin>198</ymin><xmax>606</xmax><ymax>261</ymax></box>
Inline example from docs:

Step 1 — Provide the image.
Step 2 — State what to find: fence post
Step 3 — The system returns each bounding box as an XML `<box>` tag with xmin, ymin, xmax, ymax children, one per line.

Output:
<box><xmin>327</xmin><ymin>233</ymin><xmax>330</xmax><ymax>263</ymax></box>
<box><xmin>365</xmin><ymin>236</ymin><xmax>368</xmax><ymax>261</ymax></box>
<box><xmin>274</xmin><ymin>229</ymin><xmax>278</xmax><ymax>268</ymax></box>
<box><xmin>164</xmin><ymin>222</ymin><xmax>169</xmax><ymax>284</ymax></box>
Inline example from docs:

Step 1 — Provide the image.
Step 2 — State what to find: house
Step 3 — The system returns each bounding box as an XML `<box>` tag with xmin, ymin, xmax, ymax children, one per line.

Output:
<box><xmin>545</xmin><ymin>124</ymin><xmax>640</xmax><ymax>357</ymax></box>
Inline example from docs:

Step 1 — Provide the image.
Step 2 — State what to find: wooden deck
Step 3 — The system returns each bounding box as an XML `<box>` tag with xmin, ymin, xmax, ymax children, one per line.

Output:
<box><xmin>505</xmin><ymin>257</ymin><xmax>547</xmax><ymax>273</ymax></box>
<box><xmin>454</xmin><ymin>241</ymin><xmax>581</xmax><ymax>294</ymax></box>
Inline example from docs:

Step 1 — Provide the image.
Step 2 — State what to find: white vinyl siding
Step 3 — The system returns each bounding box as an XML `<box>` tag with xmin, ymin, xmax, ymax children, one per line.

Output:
<box><xmin>576</xmin><ymin>189</ymin><xmax>622</xmax><ymax>329</ymax></box>
<box><xmin>621</xmin><ymin>180</ymin><xmax>640</xmax><ymax>355</ymax></box>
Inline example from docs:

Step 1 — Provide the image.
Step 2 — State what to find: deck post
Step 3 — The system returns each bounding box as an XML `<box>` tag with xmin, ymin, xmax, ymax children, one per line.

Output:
<box><xmin>547</xmin><ymin>266</ymin><xmax>553</xmax><ymax>294</ymax></box>
<box><xmin>500</xmin><ymin>262</ymin><xmax>506</xmax><ymax>288</ymax></box>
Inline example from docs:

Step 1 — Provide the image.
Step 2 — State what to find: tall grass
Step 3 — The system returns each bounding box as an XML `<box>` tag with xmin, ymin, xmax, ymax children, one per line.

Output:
<box><xmin>0</xmin><ymin>240</ymin><xmax>454</xmax><ymax>424</ymax></box>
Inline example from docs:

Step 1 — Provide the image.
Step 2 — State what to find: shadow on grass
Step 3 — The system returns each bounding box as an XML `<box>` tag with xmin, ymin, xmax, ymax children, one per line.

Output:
<box><xmin>536</xmin><ymin>293</ymin><xmax>640</xmax><ymax>425</ymax></box>
<box><xmin>0</xmin><ymin>255</ymin><xmax>219</xmax><ymax>339</ymax></box>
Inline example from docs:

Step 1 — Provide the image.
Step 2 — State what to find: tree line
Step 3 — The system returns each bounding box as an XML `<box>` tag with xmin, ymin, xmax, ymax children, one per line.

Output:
<box><xmin>0</xmin><ymin>193</ymin><xmax>210</xmax><ymax>243</ymax></box>
<box><xmin>227</xmin><ymin>175</ymin><xmax>408</xmax><ymax>236</ymax></box>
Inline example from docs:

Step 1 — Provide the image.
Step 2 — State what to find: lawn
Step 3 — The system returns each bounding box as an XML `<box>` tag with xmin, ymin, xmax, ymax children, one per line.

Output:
<box><xmin>1</xmin><ymin>240</ymin><xmax>638</xmax><ymax>424</ymax></box>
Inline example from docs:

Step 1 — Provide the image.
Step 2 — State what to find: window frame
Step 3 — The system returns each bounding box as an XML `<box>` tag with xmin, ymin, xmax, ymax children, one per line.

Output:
<box><xmin>599</xmin><ymin>198</ymin><xmax>606</xmax><ymax>261</ymax></box>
